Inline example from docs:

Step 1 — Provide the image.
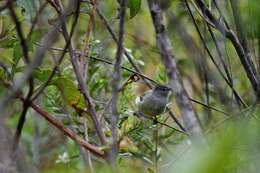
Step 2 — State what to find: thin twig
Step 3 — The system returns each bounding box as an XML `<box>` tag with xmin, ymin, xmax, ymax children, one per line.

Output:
<box><xmin>167</xmin><ymin>11</ymin><xmax>235</xmax><ymax>108</ymax></box>
<box><xmin>7</xmin><ymin>0</ymin><xmax>29</xmax><ymax>63</ymax></box>
<box><xmin>79</xmin><ymin>0</ymin><xmax>99</xmax><ymax>79</ymax></box>
<box><xmin>7</xmin><ymin>0</ymin><xmax>36</xmax><ymax>158</ymax></box>
<box><xmin>141</xmin><ymin>115</ymin><xmax>188</xmax><ymax>135</ymax></box>
<box><xmin>153</xmin><ymin>121</ymin><xmax>158</xmax><ymax>173</ymax></box>
<box><xmin>29</xmin><ymin>101</ymin><xmax>105</xmax><ymax>157</ymax></box>
<box><xmin>1</xmin><ymin>81</ymin><xmax>105</xmax><ymax>157</ymax></box>
<box><xmin>109</xmin><ymin>0</ymin><xmax>128</xmax><ymax>165</ymax></box>
<box><xmin>96</xmin><ymin>7</ymin><xmax>152</xmax><ymax>88</ymax></box>
<box><xmin>193</xmin><ymin>0</ymin><xmax>259</xmax><ymax>95</ymax></box>
<box><xmin>229</xmin><ymin>0</ymin><xmax>250</xmax><ymax>63</ymax></box>
<box><xmin>0</xmin><ymin>6</ymin><xmax>61</xmax><ymax>117</ymax></box>
<box><xmin>53</xmin><ymin>0</ymin><xmax>107</xmax><ymax>145</ymax></box>
<box><xmin>95</xmin><ymin>4</ymin><xmax>186</xmax><ymax>132</ymax></box>
<box><xmin>82</xmin><ymin>119</ymin><xmax>94</xmax><ymax>172</ymax></box>
<box><xmin>184</xmin><ymin>0</ymin><xmax>246</xmax><ymax>107</ymax></box>
<box><xmin>33</xmin><ymin>43</ymin><xmax>230</xmax><ymax>117</ymax></box>
<box><xmin>33</xmin><ymin>42</ymin><xmax>157</xmax><ymax>83</ymax></box>
<box><xmin>189</xmin><ymin>98</ymin><xmax>229</xmax><ymax>116</ymax></box>
<box><xmin>147</xmin><ymin>0</ymin><xmax>205</xmax><ymax>144</ymax></box>
<box><xmin>32</xmin><ymin>0</ymin><xmax>81</xmax><ymax>101</ymax></box>
<box><xmin>27</xmin><ymin>2</ymin><xmax>48</xmax><ymax>41</ymax></box>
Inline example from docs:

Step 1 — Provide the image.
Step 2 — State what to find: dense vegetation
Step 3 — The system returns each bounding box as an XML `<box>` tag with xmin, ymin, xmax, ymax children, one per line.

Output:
<box><xmin>0</xmin><ymin>0</ymin><xmax>260</xmax><ymax>172</ymax></box>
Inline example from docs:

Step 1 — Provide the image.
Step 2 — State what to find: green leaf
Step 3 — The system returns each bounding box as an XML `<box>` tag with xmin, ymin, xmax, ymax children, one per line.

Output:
<box><xmin>0</xmin><ymin>16</ymin><xmax>17</xmax><ymax>48</ymax></box>
<box><xmin>28</xmin><ymin>30</ymin><xmax>41</xmax><ymax>52</ymax></box>
<box><xmin>52</xmin><ymin>77</ymin><xmax>85</xmax><ymax>110</ymax></box>
<box><xmin>0</xmin><ymin>69</ymin><xmax>7</xmax><ymax>80</ymax></box>
<box><xmin>13</xmin><ymin>43</ymin><xmax>23</xmax><ymax>65</ymax></box>
<box><xmin>0</xmin><ymin>48</ymin><xmax>13</xmax><ymax>65</ymax></box>
<box><xmin>33</xmin><ymin>69</ymin><xmax>85</xmax><ymax>110</ymax></box>
<box><xmin>128</xmin><ymin>0</ymin><xmax>142</xmax><ymax>19</ymax></box>
<box><xmin>33</xmin><ymin>68</ymin><xmax>53</xmax><ymax>82</ymax></box>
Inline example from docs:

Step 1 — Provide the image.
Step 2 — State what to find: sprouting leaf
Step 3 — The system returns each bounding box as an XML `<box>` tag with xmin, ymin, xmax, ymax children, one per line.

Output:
<box><xmin>128</xmin><ymin>0</ymin><xmax>142</xmax><ymax>19</ymax></box>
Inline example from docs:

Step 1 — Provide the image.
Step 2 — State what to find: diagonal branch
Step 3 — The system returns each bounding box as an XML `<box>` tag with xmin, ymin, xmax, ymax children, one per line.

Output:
<box><xmin>147</xmin><ymin>0</ymin><xmax>206</xmax><ymax>144</ymax></box>
<box><xmin>193</xmin><ymin>0</ymin><xmax>259</xmax><ymax>96</ymax></box>
<box><xmin>79</xmin><ymin>0</ymin><xmax>99</xmax><ymax>79</ymax></box>
<box><xmin>109</xmin><ymin>0</ymin><xmax>127</xmax><ymax>164</ymax></box>
<box><xmin>29</xmin><ymin>102</ymin><xmax>105</xmax><ymax>157</ymax></box>
<box><xmin>0</xmin><ymin>7</ymin><xmax>61</xmax><ymax>116</ymax></box>
<box><xmin>96</xmin><ymin>8</ymin><xmax>152</xmax><ymax>88</ymax></box>
<box><xmin>95</xmin><ymin>5</ymin><xmax>186</xmax><ymax>132</ymax></box>
<box><xmin>1</xmin><ymin>80</ymin><xmax>105</xmax><ymax>157</ymax></box>
<box><xmin>7</xmin><ymin>0</ymin><xmax>29</xmax><ymax>63</ymax></box>
<box><xmin>7</xmin><ymin>0</ymin><xmax>35</xmax><ymax>156</ymax></box>
<box><xmin>229</xmin><ymin>0</ymin><xmax>250</xmax><ymax>57</ymax></box>
<box><xmin>184</xmin><ymin>1</ymin><xmax>246</xmax><ymax>107</ymax></box>
<box><xmin>33</xmin><ymin>44</ymin><xmax>230</xmax><ymax>118</ymax></box>
<box><xmin>53</xmin><ymin>0</ymin><xmax>107</xmax><ymax>145</ymax></box>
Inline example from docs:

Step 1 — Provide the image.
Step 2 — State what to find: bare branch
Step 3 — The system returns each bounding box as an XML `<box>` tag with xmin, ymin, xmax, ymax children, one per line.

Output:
<box><xmin>79</xmin><ymin>0</ymin><xmax>99</xmax><ymax>80</ymax></box>
<box><xmin>184</xmin><ymin>1</ymin><xmax>246</xmax><ymax>107</ymax></box>
<box><xmin>95</xmin><ymin>5</ymin><xmax>186</xmax><ymax>132</ymax></box>
<box><xmin>109</xmin><ymin>0</ymin><xmax>127</xmax><ymax>164</ymax></box>
<box><xmin>230</xmin><ymin>0</ymin><xmax>250</xmax><ymax>59</ymax></box>
<box><xmin>193</xmin><ymin>0</ymin><xmax>259</xmax><ymax>96</ymax></box>
<box><xmin>147</xmin><ymin>0</ymin><xmax>206</xmax><ymax>144</ymax></box>
<box><xmin>96</xmin><ymin>8</ymin><xmax>153</xmax><ymax>88</ymax></box>
<box><xmin>53</xmin><ymin>0</ymin><xmax>107</xmax><ymax>145</ymax></box>
<box><xmin>29</xmin><ymin>101</ymin><xmax>105</xmax><ymax>157</ymax></box>
<box><xmin>0</xmin><ymin>7</ymin><xmax>61</xmax><ymax>125</ymax></box>
<box><xmin>7</xmin><ymin>0</ymin><xmax>29</xmax><ymax>63</ymax></box>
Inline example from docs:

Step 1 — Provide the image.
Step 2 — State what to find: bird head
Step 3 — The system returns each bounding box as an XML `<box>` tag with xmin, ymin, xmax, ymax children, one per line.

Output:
<box><xmin>153</xmin><ymin>84</ymin><xmax>172</xmax><ymax>97</ymax></box>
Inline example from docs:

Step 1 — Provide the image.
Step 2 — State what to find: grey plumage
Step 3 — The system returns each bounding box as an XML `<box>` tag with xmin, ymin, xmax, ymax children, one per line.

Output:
<box><xmin>136</xmin><ymin>84</ymin><xmax>172</xmax><ymax>116</ymax></box>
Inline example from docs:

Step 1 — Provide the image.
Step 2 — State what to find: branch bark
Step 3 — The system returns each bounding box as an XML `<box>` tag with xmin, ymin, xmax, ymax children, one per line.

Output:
<box><xmin>147</xmin><ymin>0</ymin><xmax>205</xmax><ymax>143</ymax></box>
<box><xmin>53</xmin><ymin>0</ymin><xmax>107</xmax><ymax>145</ymax></box>
<box><xmin>109</xmin><ymin>0</ymin><xmax>127</xmax><ymax>165</ymax></box>
<box><xmin>95</xmin><ymin>4</ymin><xmax>186</xmax><ymax>132</ymax></box>
<box><xmin>193</xmin><ymin>0</ymin><xmax>259</xmax><ymax>96</ymax></box>
<box><xmin>29</xmin><ymin>101</ymin><xmax>105</xmax><ymax>157</ymax></box>
<box><xmin>79</xmin><ymin>0</ymin><xmax>99</xmax><ymax>80</ymax></box>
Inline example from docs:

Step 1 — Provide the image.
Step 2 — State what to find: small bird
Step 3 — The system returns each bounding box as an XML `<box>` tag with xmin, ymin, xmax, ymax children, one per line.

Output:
<box><xmin>135</xmin><ymin>84</ymin><xmax>172</xmax><ymax>117</ymax></box>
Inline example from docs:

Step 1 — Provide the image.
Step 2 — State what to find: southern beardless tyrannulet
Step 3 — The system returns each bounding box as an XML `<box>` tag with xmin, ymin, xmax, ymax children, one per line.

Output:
<box><xmin>135</xmin><ymin>84</ymin><xmax>172</xmax><ymax>117</ymax></box>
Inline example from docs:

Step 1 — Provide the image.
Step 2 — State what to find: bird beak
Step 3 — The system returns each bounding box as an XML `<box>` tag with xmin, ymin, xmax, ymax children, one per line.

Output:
<box><xmin>166</xmin><ymin>86</ymin><xmax>173</xmax><ymax>92</ymax></box>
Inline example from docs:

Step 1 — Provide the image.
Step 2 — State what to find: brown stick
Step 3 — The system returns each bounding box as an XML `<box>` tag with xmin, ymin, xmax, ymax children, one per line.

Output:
<box><xmin>109</xmin><ymin>0</ymin><xmax>128</xmax><ymax>164</ymax></box>
<box><xmin>79</xmin><ymin>0</ymin><xmax>99</xmax><ymax>79</ymax></box>
<box><xmin>147</xmin><ymin>0</ymin><xmax>206</xmax><ymax>144</ymax></box>
<box><xmin>29</xmin><ymin>101</ymin><xmax>105</xmax><ymax>157</ymax></box>
<box><xmin>52</xmin><ymin>0</ymin><xmax>107</xmax><ymax>145</ymax></box>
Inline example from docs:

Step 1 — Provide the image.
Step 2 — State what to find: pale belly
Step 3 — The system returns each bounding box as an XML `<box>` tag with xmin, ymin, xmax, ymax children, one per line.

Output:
<box><xmin>137</xmin><ymin>96</ymin><xmax>167</xmax><ymax>116</ymax></box>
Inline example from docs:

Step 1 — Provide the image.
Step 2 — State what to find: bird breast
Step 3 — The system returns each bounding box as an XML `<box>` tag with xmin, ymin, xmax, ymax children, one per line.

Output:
<box><xmin>137</xmin><ymin>93</ymin><xmax>167</xmax><ymax>116</ymax></box>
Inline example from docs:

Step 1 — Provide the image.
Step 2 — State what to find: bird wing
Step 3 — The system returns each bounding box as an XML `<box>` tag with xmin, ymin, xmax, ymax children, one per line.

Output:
<box><xmin>135</xmin><ymin>90</ymin><xmax>151</xmax><ymax>104</ymax></box>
